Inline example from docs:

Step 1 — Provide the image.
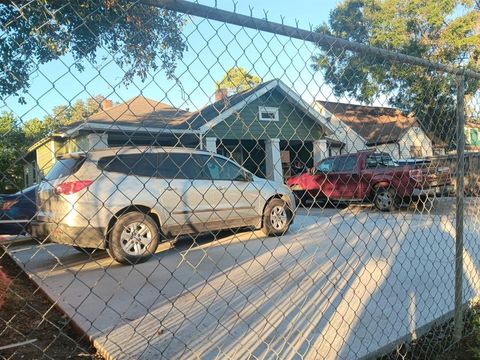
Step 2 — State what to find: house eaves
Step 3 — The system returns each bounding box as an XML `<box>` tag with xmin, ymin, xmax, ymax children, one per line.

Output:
<box><xmin>60</xmin><ymin>122</ymin><xmax>203</xmax><ymax>137</ymax></box>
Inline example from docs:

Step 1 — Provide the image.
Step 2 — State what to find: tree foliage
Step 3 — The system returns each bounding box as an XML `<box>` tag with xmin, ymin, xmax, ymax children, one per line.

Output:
<box><xmin>216</xmin><ymin>67</ymin><xmax>262</xmax><ymax>95</ymax></box>
<box><xmin>0</xmin><ymin>112</ymin><xmax>26</xmax><ymax>192</ymax></box>
<box><xmin>0</xmin><ymin>1</ymin><xmax>187</xmax><ymax>102</ymax></box>
<box><xmin>313</xmin><ymin>0</ymin><xmax>480</xmax><ymax>145</ymax></box>
<box><xmin>0</xmin><ymin>96</ymin><xmax>105</xmax><ymax>193</ymax></box>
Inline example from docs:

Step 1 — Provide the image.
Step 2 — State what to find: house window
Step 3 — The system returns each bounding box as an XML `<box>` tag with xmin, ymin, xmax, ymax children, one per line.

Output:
<box><xmin>259</xmin><ymin>107</ymin><xmax>279</xmax><ymax>121</ymax></box>
<box><xmin>410</xmin><ymin>146</ymin><xmax>423</xmax><ymax>158</ymax></box>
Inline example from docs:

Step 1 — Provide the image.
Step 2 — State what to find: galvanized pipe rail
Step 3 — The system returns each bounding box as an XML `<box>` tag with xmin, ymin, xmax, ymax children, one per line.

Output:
<box><xmin>142</xmin><ymin>0</ymin><xmax>480</xmax><ymax>79</ymax></box>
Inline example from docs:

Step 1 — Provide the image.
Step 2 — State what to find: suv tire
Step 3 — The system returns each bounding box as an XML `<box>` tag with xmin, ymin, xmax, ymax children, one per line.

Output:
<box><xmin>262</xmin><ymin>198</ymin><xmax>292</xmax><ymax>236</ymax></box>
<box><xmin>108</xmin><ymin>212</ymin><xmax>159</xmax><ymax>265</ymax></box>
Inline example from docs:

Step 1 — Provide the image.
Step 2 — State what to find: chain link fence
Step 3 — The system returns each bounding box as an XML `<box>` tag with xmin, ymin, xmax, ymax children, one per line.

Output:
<box><xmin>1</xmin><ymin>0</ymin><xmax>480</xmax><ymax>359</ymax></box>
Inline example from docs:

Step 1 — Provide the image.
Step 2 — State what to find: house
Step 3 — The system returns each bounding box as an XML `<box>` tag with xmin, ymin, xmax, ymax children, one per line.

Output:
<box><xmin>465</xmin><ymin>122</ymin><xmax>480</xmax><ymax>151</ymax></box>
<box><xmin>313</xmin><ymin>101</ymin><xmax>446</xmax><ymax>159</ymax></box>
<box><xmin>24</xmin><ymin>80</ymin><xmax>338</xmax><ymax>186</ymax></box>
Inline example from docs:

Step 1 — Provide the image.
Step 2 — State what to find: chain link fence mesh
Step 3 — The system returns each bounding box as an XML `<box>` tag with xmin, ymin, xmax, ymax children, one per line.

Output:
<box><xmin>0</xmin><ymin>0</ymin><xmax>479</xmax><ymax>359</ymax></box>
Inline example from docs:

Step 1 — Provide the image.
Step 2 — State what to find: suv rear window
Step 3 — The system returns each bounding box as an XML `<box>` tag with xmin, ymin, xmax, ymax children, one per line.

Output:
<box><xmin>45</xmin><ymin>157</ymin><xmax>86</xmax><ymax>181</ymax></box>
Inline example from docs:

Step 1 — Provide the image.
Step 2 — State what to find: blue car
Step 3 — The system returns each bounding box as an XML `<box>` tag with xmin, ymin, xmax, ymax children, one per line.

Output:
<box><xmin>0</xmin><ymin>185</ymin><xmax>37</xmax><ymax>235</ymax></box>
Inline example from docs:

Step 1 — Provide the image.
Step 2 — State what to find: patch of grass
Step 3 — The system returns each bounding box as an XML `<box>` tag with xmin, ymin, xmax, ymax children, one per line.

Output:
<box><xmin>379</xmin><ymin>303</ymin><xmax>480</xmax><ymax>360</ymax></box>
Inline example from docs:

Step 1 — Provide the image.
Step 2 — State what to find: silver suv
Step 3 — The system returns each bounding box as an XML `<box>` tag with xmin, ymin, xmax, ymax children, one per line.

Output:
<box><xmin>31</xmin><ymin>147</ymin><xmax>295</xmax><ymax>264</ymax></box>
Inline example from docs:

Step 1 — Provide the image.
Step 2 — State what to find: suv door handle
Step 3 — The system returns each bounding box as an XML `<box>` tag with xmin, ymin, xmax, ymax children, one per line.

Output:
<box><xmin>165</xmin><ymin>186</ymin><xmax>178</xmax><ymax>191</ymax></box>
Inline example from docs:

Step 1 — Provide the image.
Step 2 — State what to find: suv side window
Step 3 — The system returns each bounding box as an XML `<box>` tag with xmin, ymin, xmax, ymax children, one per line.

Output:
<box><xmin>204</xmin><ymin>156</ymin><xmax>246</xmax><ymax>181</ymax></box>
<box><xmin>98</xmin><ymin>154</ymin><xmax>157</xmax><ymax>177</ymax></box>
<box><xmin>158</xmin><ymin>153</ymin><xmax>206</xmax><ymax>179</ymax></box>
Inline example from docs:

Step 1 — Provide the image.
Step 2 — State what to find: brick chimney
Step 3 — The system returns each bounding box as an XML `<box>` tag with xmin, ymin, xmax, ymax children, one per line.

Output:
<box><xmin>215</xmin><ymin>88</ymin><xmax>228</xmax><ymax>101</ymax></box>
<box><xmin>101</xmin><ymin>99</ymin><xmax>113</xmax><ymax>110</ymax></box>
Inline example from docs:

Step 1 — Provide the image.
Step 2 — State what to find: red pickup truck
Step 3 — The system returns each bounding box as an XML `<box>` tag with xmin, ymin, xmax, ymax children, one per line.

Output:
<box><xmin>287</xmin><ymin>151</ymin><xmax>451</xmax><ymax>211</ymax></box>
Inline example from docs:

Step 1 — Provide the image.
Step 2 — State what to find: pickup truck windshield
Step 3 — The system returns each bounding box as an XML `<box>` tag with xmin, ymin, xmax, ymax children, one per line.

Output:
<box><xmin>317</xmin><ymin>155</ymin><xmax>357</xmax><ymax>173</ymax></box>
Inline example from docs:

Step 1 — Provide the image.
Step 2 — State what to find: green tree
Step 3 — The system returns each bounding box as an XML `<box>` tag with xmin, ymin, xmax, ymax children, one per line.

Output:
<box><xmin>313</xmin><ymin>0</ymin><xmax>480</xmax><ymax>144</ymax></box>
<box><xmin>0</xmin><ymin>95</ymin><xmax>106</xmax><ymax>192</ymax></box>
<box><xmin>216</xmin><ymin>67</ymin><xmax>262</xmax><ymax>95</ymax></box>
<box><xmin>0</xmin><ymin>112</ymin><xmax>26</xmax><ymax>192</ymax></box>
<box><xmin>22</xmin><ymin>118</ymin><xmax>48</xmax><ymax>143</ymax></box>
<box><xmin>43</xmin><ymin>95</ymin><xmax>105</xmax><ymax>131</ymax></box>
<box><xmin>0</xmin><ymin>1</ymin><xmax>187</xmax><ymax>102</ymax></box>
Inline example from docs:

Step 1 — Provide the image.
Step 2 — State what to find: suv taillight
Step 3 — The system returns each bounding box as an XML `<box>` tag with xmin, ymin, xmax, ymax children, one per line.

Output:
<box><xmin>0</xmin><ymin>199</ymin><xmax>19</xmax><ymax>211</ymax></box>
<box><xmin>55</xmin><ymin>180</ymin><xmax>93</xmax><ymax>195</ymax></box>
<box><xmin>409</xmin><ymin>169</ymin><xmax>423</xmax><ymax>183</ymax></box>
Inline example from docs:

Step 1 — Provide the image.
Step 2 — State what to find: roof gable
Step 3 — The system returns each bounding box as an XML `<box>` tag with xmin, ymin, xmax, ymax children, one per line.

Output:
<box><xmin>189</xmin><ymin>79</ymin><xmax>334</xmax><ymax>135</ymax></box>
<box><xmin>204</xmin><ymin>89</ymin><xmax>325</xmax><ymax>141</ymax></box>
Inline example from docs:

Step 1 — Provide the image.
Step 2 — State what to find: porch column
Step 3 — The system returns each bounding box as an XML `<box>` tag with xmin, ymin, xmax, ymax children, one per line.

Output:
<box><xmin>265</xmin><ymin>138</ymin><xmax>283</xmax><ymax>182</ymax></box>
<box><xmin>313</xmin><ymin>139</ymin><xmax>328</xmax><ymax>164</ymax></box>
<box><xmin>87</xmin><ymin>133</ymin><xmax>108</xmax><ymax>150</ymax></box>
<box><xmin>205</xmin><ymin>137</ymin><xmax>217</xmax><ymax>153</ymax></box>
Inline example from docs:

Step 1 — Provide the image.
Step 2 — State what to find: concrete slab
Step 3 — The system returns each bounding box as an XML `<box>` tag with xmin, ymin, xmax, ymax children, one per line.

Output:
<box><xmin>5</xmin><ymin>202</ymin><xmax>480</xmax><ymax>360</ymax></box>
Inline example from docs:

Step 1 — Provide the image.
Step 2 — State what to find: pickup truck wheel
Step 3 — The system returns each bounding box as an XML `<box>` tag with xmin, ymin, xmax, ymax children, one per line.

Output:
<box><xmin>108</xmin><ymin>212</ymin><xmax>159</xmax><ymax>265</ymax></box>
<box><xmin>262</xmin><ymin>198</ymin><xmax>293</xmax><ymax>236</ymax></box>
<box><xmin>374</xmin><ymin>187</ymin><xmax>398</xmax><ymax>212</ymax></box>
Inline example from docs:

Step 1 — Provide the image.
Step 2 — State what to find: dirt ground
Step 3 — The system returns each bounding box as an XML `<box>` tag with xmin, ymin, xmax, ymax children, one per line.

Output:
<box><xmin>0</xmin><ymin>247</ymin><xmax>102</xmax><ymax>360</ymax></box>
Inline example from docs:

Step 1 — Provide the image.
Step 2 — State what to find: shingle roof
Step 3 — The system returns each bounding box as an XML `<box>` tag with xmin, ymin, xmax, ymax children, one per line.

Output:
<box><xmin>67</xmin><ymin>96</ymin><xmax>193</xmax><ymax>130</ymax></box>
<box><xmin>316</xmin><ymin>101</ymin><xmax>419</xmax><ymax>145</ymax></box>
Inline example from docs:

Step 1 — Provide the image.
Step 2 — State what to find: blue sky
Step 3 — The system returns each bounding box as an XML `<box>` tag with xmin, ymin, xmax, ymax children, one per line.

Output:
<box><xmin>1</xmin><ymin>0</ymin><xmax>342</xmax><ymax>122</ymax></box>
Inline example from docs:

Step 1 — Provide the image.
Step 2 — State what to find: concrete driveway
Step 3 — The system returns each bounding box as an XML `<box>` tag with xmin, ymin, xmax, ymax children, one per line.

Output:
<box><xmin>4</xmin><ymin>199</ymin><xmax>480</xmax><ymax>359</ymax></box>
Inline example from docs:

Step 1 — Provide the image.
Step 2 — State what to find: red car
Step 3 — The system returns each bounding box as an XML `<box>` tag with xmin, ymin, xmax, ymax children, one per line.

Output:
<box><xmin>287</xmin><ymin>151</ymin><xmax>451</xmax><ymax>211</ymax></box>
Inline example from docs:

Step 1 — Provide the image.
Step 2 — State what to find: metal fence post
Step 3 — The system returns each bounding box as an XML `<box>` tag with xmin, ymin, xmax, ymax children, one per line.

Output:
<box><xmin>454</xmin><ymin>73</ymin><xmax>465</xmax><ymax>341</ymax></box>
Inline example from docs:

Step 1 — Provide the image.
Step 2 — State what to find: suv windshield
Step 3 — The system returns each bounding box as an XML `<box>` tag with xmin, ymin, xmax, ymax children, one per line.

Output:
<box><xmin>45</xmin><ymin>157</ymin><xmax>86</xmax><ymax>181</ymax></box>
